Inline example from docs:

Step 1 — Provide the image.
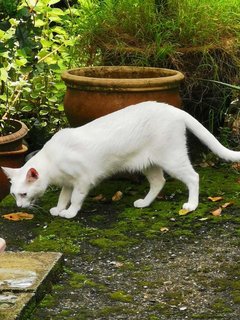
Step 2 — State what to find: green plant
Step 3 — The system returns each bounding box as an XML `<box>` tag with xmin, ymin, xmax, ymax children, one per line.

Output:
<box><xmin>0</xmin><ymin>0</ymin><xmax>78</xmax><ymax>138</ymax></box>
<box><xmin>72</xmin><ymin>0</ymin><xmax>240</xmax><ymax>132</ymax></box>
<box><xmin>201</xmin><ymin>80</ymin><xmax>240</xmax><ymax>91</ymax></box>
<box><xmin>74</xmin><ymin>0</ymin><xmax>240</xmax><ymax>66</ymax></box>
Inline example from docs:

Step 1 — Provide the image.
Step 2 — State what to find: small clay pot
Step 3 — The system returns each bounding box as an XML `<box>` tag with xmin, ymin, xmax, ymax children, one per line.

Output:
<box><xmin>0</xmin><ymin>119</ymin><xmax>28</xmax><ymax>201</ymax></box>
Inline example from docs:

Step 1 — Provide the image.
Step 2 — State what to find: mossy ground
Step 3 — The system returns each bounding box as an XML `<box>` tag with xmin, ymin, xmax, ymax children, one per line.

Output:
<box><xmin>0</xmin><ymin>164</ymin><xmax>240</xmax><ymax>319</ymax></box>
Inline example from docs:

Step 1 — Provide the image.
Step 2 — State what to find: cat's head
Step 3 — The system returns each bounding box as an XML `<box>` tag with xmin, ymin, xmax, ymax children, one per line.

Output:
<box><xmin>2</xmin><ymin>166</ymin><xmax>47</xmax><ymax>208</ymax></box>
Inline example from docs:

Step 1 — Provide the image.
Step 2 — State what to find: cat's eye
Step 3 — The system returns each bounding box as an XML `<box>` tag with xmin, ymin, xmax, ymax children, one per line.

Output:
<box><xmin>20</xmin><ymin>193</ymin><xmax>27</xmax><ymax>198</ymax></box>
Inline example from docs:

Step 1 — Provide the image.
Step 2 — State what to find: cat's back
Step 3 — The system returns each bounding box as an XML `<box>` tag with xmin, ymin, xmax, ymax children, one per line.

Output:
<box><xmin>45</xmin><ymin>101</ymin><xmax>184</xmax><ymax>151</ymax></box>
<box><xmin>83</xmin><ymin>101</ymin><xmax>183</xmax><ymax>129</ymax></box>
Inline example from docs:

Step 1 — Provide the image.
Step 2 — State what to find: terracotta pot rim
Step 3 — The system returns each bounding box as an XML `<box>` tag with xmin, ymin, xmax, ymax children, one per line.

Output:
<box><xmin>0</xmin><ymin>143</ymin><xmax>28</xmax><ymax>156</ymax></box>
<box><xmin>61</xmin><ymin>66</ymin><xmax>184</xmax><ymax>91</ymax></box>
<box><xmin>0</xmin><ymin>119</ymin><xmax>28</xmax><ymax>146</ymax></box>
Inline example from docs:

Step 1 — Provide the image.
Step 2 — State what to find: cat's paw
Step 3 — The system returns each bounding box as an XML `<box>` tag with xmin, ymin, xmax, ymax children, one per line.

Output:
<box><xmin>134</xmin><ymin>199</ymin><xmax>149</xmax><ymax>208</ymax></box>
<box><xmin>59</xmin><ymin>209</ymin><xmax>77</xmax><ymax>219</ymax></box>
<box><xmin>182</xmin><ymin>202</ymin><xmax>198</xmax><ymax>212</ymax></box>
<box><xmin>50</xmin><ymin>207</ymin><xmax>60</xmax><ymax>216</ymax></box>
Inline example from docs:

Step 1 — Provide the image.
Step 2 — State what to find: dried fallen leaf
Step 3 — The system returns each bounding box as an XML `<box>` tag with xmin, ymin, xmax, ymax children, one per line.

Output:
<box><xmin>92</xmin><ymin>194</ymin><xmax>106</xmax><ymax>202</ymax></box>
<box><xmin>232</xmin><ymin>162</ymin><xmax>240</xmax><ymax>170</ymax></box>
<box><xmin>112</xmin><ymin>191</ymin><xmax>123</xmax><ymax>202</ymax></box>
<box><xmin>221</xmin><ymin>202</ymin><xmax>234</xmax><ymax>208</ymax></box>
<box><xmin>211</xmin><ymin>207</ymin><xmax>222</xmax><ymax>216</ymax></box>
<box><xmin>2</xmin><ymin>212</ymin><xmax>34</xmax><ymax>221</ymax></box>
<box><xmin>199</xmin><ymin>159</ymin><xmax>215</xmax><ymax>168</ymax></box>
<box><xmin>160</xmin><ymin>227</ymin><xmax>169</xmax><ymax>233</ymax></box>
<box><xmin>179</xmin><ymin>208</ymin><xmax>190</xmax><ymax>216</ymax></box>
<box><xmin>115</xmin><ymin>261</ymin><xmax>124</xmax><ymax>268</ymax></box>
<box><xmin>208</xmin><ymin>196</ymin><xmax>223</xmax><ymax>202</ymax></box>
<box><xmin>199</xmin><ymin>217</ymin><xmax>209</xmax><ymax>221</ymax></box>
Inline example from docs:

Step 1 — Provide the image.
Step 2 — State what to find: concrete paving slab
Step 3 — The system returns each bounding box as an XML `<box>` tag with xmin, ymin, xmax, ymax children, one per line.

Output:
<box><xmin>0</xmin><ymin>252</ymin><xmax>63</xmax><ymax>320</ymax></box>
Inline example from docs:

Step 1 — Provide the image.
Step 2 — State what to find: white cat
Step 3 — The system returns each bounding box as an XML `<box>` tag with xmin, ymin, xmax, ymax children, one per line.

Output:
<box><xmin>2</xmin><ymin>101</ymin><xmax>240</xmax><ymax>219</ymax></box>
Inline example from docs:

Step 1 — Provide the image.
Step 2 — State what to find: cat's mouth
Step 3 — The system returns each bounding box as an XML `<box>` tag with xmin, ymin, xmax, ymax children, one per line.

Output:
<box><xmin>16</xmin><ymin>198</ymin><xmax>36</xmax><ymax>209</ymax></box>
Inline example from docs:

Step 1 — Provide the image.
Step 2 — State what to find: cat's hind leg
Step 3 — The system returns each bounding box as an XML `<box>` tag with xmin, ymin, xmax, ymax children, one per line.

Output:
<box><xmin>50</xmin><ymin>186</ymin><xmax>72</xmax><ymax>216</ymax></box>
<box><xmin>134</xmin><ymin>166</ymin><xmax>165</xmax><ymax>208</ymax></box>
<box><xmin>167</xmin><ymin>163</ymin><xmax>199</xmax><ymax>212</ymax></box>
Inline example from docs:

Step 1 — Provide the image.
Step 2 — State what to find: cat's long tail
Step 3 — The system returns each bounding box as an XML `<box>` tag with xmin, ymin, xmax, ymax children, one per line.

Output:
<box><xmin>184</xmin><ymin>112</ymin><xmax>240</xmax><ymax>162</ymax></box>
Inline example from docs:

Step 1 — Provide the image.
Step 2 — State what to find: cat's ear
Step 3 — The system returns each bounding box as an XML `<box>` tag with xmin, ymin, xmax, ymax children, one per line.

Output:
<box><xmin>1</xmin><ymin>167</ymin><xmax>18</xmax><ymax>180</ymax></box>
<box><xmin>26</xmin><ymin>168</ymin><xmax>39</xmax><ymax>182</ymax></box>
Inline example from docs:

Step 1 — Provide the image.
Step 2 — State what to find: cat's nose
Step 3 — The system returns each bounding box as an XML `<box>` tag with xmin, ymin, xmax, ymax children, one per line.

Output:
<box><xmin>17</xmin><ymin>201</ymin><xmax>23</xmax><ymax>207</ymax></box>
<box><xmin>16</xmin><ymin>199</ymin><xmax>25</xmax><ymax>208</ymax></box>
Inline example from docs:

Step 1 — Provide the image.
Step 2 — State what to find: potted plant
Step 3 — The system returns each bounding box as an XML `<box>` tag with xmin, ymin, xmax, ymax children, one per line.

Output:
<box><xmin>61</xmin><ymin>66</ymin><xmax>184</xmax><ymax>126</ymax></box>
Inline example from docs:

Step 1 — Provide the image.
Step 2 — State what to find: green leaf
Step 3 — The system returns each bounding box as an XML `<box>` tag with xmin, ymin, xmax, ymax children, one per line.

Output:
<box><xmin>50</xmin><ymin>8</ymin><xmax>65</xmax><ymax>16</ymax></box>
<box><xmin>35</xmin><ymin>19</ymin><xmax>46</xmax><ymax>27</ymax></box>
<box><xmin>0</xmin><ymin>51</ymin><xmax>10</xmax><ymax>59</ymax></box>
<box><xmin>201</xmin><ymin>79</ymin><xmax>240</xmax><ymax>91</ymax></box>
<box><xmin>41</xmin><ymin>121</ymin><xmax>48</xmax><ymax>127</ymax></box>
<box><xmin>21</xmin><ymin>105</ymin><xmax>33</xmax><ymax>112</ymax></box>
<box><xmin>0</xmin><ymin>69</ymin><xmax>8</xmax><ymax>82</ymax></box>
<box><xmin>15</xmin><ymin>58</ymin><xmax>28</xmax><ymax>67</ymax></box>
<box><xmin>0</xmin><ymin>94</ymin><xmax>7</xmax><ymax>102</ymax></box>
<box><xmin>9</xmin><ymin>18</ymin><xmax>19</xmax><ymax>27</ymax></box>
<box><xmin>0</xmin><ymin>29</ymin><xmax>5</xmax><ymax>39</ymax></box>
<box><xmin>40</xmin><ymin>39</ymin><xmax>53</xmax><ymax>48</ymax></box>
<box><xmin>51</xmin><ymin>26</ymin><xmax>67</xmax><ymax>36</ymax></box>
<box><xmin>40</xmin><ymin>110</ymin><xmax>49</xmax><ymax>116</ymax></box>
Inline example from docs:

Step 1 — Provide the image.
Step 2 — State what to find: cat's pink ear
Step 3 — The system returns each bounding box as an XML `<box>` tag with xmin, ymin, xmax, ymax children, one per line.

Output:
<box><xmin>26</xmin><ymin>168</ymin><xmax>39</xmax><ymax>182</ymax></box>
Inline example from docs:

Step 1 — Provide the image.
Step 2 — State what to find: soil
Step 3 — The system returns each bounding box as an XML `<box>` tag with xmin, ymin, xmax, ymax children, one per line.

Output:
<box><xmin>0</xmin><ymin>164</ymin><xmax>239</xmax><ymax>319</ymax></box>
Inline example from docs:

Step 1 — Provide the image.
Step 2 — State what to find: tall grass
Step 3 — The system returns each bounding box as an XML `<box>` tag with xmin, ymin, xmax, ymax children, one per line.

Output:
<box><xmin>166</xmin><ymin>0</ymin><xmax>240</xmax><ymax>47</ymax></box>
<box><xmin>74</xmin><ymin>0</ymin><xmax>240</xmax><ymax>65</ymax></box>
<box><xmin>70</xmin><ymin>0</ymin><xmax>240</xmax><ymax>131</ymax></box>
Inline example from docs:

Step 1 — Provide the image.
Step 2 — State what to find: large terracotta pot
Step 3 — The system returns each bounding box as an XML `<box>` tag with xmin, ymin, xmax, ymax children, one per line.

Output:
<box><xmin>61</xmin><ymin>66</ymin><xmax>184</xmax><ymax>126</ymax></box>
<box><xmin>0</xmin><ymin>119</ymin><xmax>28</xmax><ymax>201</ymax></box>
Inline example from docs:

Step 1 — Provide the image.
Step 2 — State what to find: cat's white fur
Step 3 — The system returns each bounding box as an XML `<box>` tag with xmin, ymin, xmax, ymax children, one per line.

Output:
<box><xmin>2</xmin><ymin>101</ymin><xmax>240</xmax><ymax>219</ymax></box>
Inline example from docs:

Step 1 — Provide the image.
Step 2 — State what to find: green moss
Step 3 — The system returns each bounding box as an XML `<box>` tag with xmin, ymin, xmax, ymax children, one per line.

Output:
<box><xmin>39</xmin><ymin>294</ymin><xmax>56</xmax><ymax>308</ymax></box>
<box><xmin>192</xmin><ymin>313</ymin><xmax>216</xmax><ymax>319</ymax></box>
<box><xmin>97</xmin><ymin>305</ymin><xmax>134</xmax><ymax>317</ymax></box>
<box><xmin>211</xmin><ymin>298</ymin><xmax>232</xmax><ymax>313</ymax></box>
<box><xmin>67</xmin><ymin>270</ymin><xmax>107</xmax><ymax>291</ymax></box>
<box><xmin>163</xmin><ymin>291</ymin><xmax>184</xmax><ymax>305</ymax></box>
<box><xmin>90</xmin><ymin>237</ymin><xmax>130</xmax><ymax>250</ymax></box>
<box><xmin>58</xmin><ymin>309</ymin><xmax>72</xmax><ymax>317</ymax></box>
<box><xmin>26</xmin><ymin>234</ymin><xmax>80</xmax><ymax>254</ymax></box>
<box><xmin>109</xmin><ymin>290</ymin><xmax>133</xmax><ymax>303</ymax></box>
<box><xmin>232</xmin><ymin>291</ymin><xmax>240</xmax><ymax>304</ymax></box>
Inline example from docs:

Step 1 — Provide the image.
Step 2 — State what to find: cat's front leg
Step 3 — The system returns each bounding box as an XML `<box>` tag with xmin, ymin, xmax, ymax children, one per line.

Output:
<box><xmin>59</xmin><ymin>184</ymin><xmax>89</xmax><ymax>219</ymax></box>
<box><xmin>50</xmin><ymin>186</ymin><xmax>72</xmax><ymax>217</ymax></box>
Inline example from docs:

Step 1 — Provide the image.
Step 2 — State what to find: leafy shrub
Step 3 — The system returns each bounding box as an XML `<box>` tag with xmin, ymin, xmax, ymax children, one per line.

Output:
<box><xmin>0</xmin><ymin>0</ymin><xmax>78</xmax><ymax>140</ymax></box>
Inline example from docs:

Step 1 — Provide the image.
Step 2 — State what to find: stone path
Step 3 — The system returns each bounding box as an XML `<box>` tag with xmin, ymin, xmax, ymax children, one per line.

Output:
<box><xmin>0</xmin><ymin>252</ymin><xmax>62</xmax><ymax>320</ymax></box>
